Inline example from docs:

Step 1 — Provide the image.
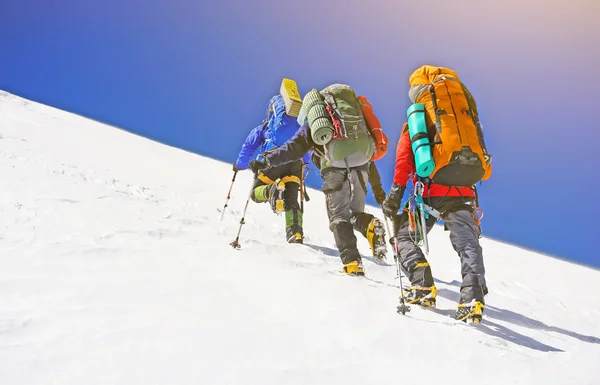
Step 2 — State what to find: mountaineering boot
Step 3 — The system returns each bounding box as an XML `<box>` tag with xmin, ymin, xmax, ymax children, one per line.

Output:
<box><xmin>366</xmin><ymin>218</ymin><xmax>387</xmax><ymax>262</ymax></box>
<box><xmin>285</xmin><ymin>210</ymin><xmax>303</xmax><ymax>244</ymax></box>
<box><xmin>343</xmin><ymin>260</ymin><xmax>365</xmax><ymax>276</ymax></box>
<box><xmin>455</xmin><ymin>299</ymin><xmax>485</xmax><ymax>324</ymax></box>
<box><xmin>252</xmin><ymin>182</ymin><xmax>285</xmax><ymax>213</ymax></box>
<box><xmin>402</xmin><ymin>285</ymin><xmax>437</xmax><ymax>307</ymax></box>
<box><xmin>287</xmin><ymin>232</ymin><xmax>303</xmax><ymax>244</ymax></box>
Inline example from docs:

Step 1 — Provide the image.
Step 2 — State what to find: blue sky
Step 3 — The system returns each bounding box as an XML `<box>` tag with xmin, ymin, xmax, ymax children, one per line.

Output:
<box><xmin>1</xmin><ymin>0</ymin><xmax>599</xmax><ymax>268</ymax></box>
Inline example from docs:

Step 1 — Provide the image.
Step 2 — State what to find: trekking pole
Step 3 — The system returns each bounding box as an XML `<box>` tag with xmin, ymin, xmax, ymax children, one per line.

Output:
<box><xmin>384</xmin><ymin>215</ymin><xmax>411</xmax><ymax>315</ymax></box>
<box><xmin>229</xmin><ymin>182</ymin><xmax>254</xmax><ymax>249</ymax></box>
<box><xmin>220</xmin><ymin>171</ymin><xmax>238</xmax><ymax>221</ymax></box>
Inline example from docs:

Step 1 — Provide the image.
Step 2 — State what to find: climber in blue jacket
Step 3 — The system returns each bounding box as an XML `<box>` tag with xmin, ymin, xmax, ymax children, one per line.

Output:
<box><xmin>234</xmin><ymin>94</ymin><xmax>310</xmax><ymax>244</ymax></box>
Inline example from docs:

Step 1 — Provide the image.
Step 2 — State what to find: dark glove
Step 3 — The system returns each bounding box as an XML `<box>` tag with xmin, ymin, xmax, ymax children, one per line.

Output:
<box><xmin>249</xmin><ymin>158</ymin><xmax>270</xmax><ymax>174</ymax></box>
<box><xmin>232</xmin><ymin>161</ymin><xmax>240</xmax><ymax>172</ymax></box>
<box><xmin>382</xmin><ymin>184</ymin><xmax>406</xmax><ymax>218</ymax></box>
<box><xmin>373</xmin><ymin>185</ymin><xmax>386</xmax><ymax>206</ymax></box>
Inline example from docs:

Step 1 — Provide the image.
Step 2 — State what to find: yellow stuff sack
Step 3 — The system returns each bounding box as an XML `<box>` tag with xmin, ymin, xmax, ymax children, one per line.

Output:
<box><xmin>280</xmin><ymin>78</ymin><xmax>303</xmax><ymax>117</ymax></box>
<box><xmin>409</xmin><ymin>65</ymin><xmax>492</xmax><ymax>186</ymax></box>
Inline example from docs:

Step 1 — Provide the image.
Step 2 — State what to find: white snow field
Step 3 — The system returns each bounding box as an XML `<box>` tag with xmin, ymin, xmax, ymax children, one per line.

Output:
<box><xmin>0</xmin><ymin>89</ymin><xmax>599</xmax><ymax>385</ymax></box>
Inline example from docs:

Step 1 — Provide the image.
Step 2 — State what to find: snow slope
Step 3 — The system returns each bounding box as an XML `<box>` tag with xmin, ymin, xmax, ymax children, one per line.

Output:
<box><xmin>0</xmin><ymin>90</ymin><xmax>599</xmax><ymax>385</ymax></box>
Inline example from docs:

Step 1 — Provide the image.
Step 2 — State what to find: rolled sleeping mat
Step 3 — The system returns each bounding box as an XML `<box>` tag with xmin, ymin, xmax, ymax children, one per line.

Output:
<box><xmin>304</xmin><ymin>89</ymin><xmax>334</xmax><ymax>145</ymax></box>
<box><xmin>303</xmin><ymin>89</ymin><xmax>324</xmax><ymax>110</ymax></box>
<box><xmin>307</xmin><ymin>102</ymin><xmax>329</xmax><ymax>123</ymax></box>
<box><xmin>310</xmin><ymin>117</ymin><xmax>334</xmax><ymax>145</ymax></box>
<box><xmin>298</xmin><ymin>88</ymin><xmax>321</xmax><ymax>129</ymax></box>
<box><xmin>406</xmin><ymin>103</ymin><xmax>435</xmax><ymax>178</ymax></box>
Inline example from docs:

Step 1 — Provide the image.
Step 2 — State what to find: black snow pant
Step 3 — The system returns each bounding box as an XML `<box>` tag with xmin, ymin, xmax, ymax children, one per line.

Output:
<box><xmin>251</xmin><ymin>160</ymin><xmax>303</xmax><ymax>240</ymax></box>
<box><xmin>322</xmin><ymin>165</ymin><xmax>374</xmax><ymax>265</ymax></box>
<box><xmin>393</xmin><ymin>196</ymin><xmax>487</xmax><ymax>303</ymax></box>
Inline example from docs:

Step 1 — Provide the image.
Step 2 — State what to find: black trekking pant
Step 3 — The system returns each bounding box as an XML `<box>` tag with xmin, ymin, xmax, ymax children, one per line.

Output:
<box><xmin>393</xmin><ymin>196</ymin><xmax>487</xmax><ymax>303</ymax></box>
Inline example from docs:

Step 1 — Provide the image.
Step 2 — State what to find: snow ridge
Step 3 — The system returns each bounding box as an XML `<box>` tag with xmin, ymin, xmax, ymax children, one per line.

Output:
<box><xmin>0</xmin><ymin>90</ymin><xmax>598</xmax><ymax>385</ymax></box>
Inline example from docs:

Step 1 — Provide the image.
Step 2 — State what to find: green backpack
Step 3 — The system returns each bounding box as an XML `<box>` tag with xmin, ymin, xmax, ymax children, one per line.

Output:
<box><xmin>302</xmin><ymin>84</ymin><xmax>375</xmax><ymax>169</ymax></box>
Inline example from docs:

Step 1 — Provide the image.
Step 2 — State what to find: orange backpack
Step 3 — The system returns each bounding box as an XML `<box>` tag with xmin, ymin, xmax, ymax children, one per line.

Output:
<box><xmin>357</xmin><ymin>96</ymin><xmax>388</xmax><ymax>161</ymax></box>
<box><xmin>409</xmin><ymin>65</ymin><xmax>492</xmax><ymax>186</ymax></box>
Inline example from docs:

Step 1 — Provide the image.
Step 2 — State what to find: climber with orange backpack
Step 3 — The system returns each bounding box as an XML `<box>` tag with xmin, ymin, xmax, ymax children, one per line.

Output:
<box><xmin>382</xmin><ymin>65</ymin><xmax>492</xmax><ymax>324</ymax></box>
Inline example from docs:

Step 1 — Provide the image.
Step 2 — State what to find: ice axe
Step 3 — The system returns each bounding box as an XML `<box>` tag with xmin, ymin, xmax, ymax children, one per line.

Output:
<box><xmin>220</xmin><ymin>171</ymin><xmax>238</xmax><ymax>221</ymax></box>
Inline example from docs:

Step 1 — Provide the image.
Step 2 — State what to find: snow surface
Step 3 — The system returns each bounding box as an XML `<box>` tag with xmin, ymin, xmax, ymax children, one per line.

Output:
<box><xmin>0</xmin><ymin>89</ymin><xmax>598</xmax><ymax>385</ymax></box>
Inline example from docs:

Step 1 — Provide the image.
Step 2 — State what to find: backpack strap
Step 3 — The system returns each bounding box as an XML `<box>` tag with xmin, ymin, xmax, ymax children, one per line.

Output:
<box><xmin>257</xmin><ymin>99</ymin><xmax>276</xmax><ymax>155</ymax></box>
<box><xmin>460</xmin><ymin>83</ymin><xmax>479</xmax><ymax>122</ymax></box>
<box><xmin>460</xmin><ymin>83</ymin><xmax>491</xmax><ymax>164</ymax></box>
<box><xmin>473</xmin><ymin>185</ymin><xmax>480</xmax><ymax>208</ymax></box>
<box><xmin>428</xmin><ymin>83</ymin><xmax>444</xmax><ymax>135</ymax></box>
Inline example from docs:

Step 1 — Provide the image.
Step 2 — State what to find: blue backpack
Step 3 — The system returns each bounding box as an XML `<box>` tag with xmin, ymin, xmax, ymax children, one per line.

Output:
<box><xmin>235</xmin><ymin>94</ymin><xmax>305</xmax><ymax>171</ymax></box>
<box><xmin>260</xmin><ymin>94</ymin><xmax>300</xmax><ymax>154</ymax></box>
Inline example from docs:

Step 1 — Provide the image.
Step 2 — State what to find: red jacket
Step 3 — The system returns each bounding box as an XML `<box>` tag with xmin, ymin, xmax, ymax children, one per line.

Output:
<box><xmin>393</xmin><ymin>125</ymin><xmax>475</xmax><ymax>198</ymax></box>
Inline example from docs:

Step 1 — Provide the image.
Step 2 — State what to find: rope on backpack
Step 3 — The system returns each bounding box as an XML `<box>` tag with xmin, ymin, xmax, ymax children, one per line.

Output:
<box><xmin>326</xmin><ymin>104</ymin><xmax>345</xmax><ymax>140</ymax></box>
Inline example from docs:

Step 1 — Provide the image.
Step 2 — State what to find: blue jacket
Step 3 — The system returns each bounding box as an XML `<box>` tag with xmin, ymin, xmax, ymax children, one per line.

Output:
<box><xmin>235</xmin><ymin>95</ymin><xmax>309</xmax><ymax>170</ymax></box>
<box><xmin>234</xmin><ymin>123</ymin><xmax>267</xmax><ymax>170</ymax></box>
